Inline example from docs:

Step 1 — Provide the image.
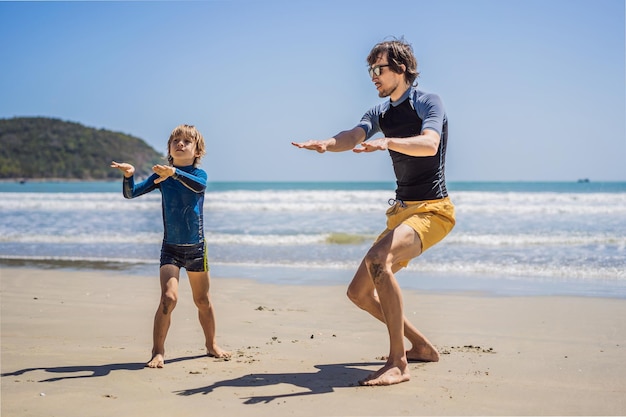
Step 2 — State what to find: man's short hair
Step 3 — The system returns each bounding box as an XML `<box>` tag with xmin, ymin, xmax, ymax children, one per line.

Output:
<box><xmin>367</xmin><ymin>37</ymin><xmax>419</xmax><ymax>85</ymax></box>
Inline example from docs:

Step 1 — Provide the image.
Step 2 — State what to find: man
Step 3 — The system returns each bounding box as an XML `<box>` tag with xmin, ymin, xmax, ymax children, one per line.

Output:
<box><xmin>292</xmin><ymin>38</ymin><xmax>455</xmax><ymax>386</ymax></box>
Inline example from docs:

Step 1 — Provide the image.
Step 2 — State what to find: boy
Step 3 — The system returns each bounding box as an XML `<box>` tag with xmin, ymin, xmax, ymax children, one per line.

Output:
<box><xmin>111</xmin><ymin>124</ymin><xmax>229</xmax><ymax>368</ymax></box>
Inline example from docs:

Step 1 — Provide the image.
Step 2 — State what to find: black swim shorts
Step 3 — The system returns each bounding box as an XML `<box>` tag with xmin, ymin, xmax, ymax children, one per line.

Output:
<box><xmin>159</xmin><ymin>242</ymin><xmax>208</xmax><ymax>272</ymax></box>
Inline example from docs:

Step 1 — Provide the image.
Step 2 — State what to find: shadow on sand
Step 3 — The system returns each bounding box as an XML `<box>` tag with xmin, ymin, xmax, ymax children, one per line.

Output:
<box><xmin>0</xmin><ymin>354</ymin><xmax>206</xmax><ymax>382</ymax></box>
<box><xmin>2</xmin><ymin>356</ymin><xmax>382</xmax><ymax>403</ymax></box>
<box><xmin>174</xmin><ymin>362</ymin><xmax>380</xmax><ymax>404</ymax></box>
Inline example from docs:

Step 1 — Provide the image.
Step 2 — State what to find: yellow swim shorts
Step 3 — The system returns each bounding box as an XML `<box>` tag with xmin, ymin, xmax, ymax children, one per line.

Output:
<box><xmin>375</xmin><ymin>196</ymin><xmax>456</xmax><ymax>267</ymax></box>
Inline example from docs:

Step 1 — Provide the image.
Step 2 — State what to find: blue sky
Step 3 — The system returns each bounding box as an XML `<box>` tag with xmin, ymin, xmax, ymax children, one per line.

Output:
<box><xmin>1</xmin><ymin>0</ymin><xmax>624</xmax><ymax>182</ymax></box>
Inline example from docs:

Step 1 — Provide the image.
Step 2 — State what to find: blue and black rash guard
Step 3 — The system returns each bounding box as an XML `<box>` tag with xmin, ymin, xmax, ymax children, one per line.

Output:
<box><xmin>357</xmin><ymin>86</ymin><xmax>449</xmax><ymax>201</ymax></box>
<box><xmin>123</xmin><ymin>165</ymin><xmax>207</xmax><ymax>245</ymax></box>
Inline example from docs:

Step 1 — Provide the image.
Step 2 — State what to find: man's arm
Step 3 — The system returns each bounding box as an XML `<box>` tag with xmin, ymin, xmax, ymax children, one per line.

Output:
<box><xmin>291</xmin><ymin>126</ymin><xmax>366</xmax><ymax>153</ymax></box>
<box><xmin>353</xmin><ymin>128</ymin><xmax>440</xmax><ymax>156</ymax></box>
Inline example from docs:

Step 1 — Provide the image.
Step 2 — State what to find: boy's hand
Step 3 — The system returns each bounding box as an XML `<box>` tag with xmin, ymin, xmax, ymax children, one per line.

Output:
<box><xmin>110</xmin><ymin>161</ymin><xmax>135</xmax><ymax>178</ymax></box>
<box><xmin>152</xmin><ymin>164</ymin><xmax>175</xmax><ymax>184</ymax></box>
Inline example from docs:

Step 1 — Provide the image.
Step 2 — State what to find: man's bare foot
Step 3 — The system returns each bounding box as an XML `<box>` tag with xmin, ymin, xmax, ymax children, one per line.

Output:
<box><xmin>359</xmin><ymin>361</ymin><xmax>410</xmax><ymax>386</ymax></box>
<box><xmin>381</xmin><ymin>345</ymin><xmax>440</xmax><ymax>363</ymax></box>
<box><xmin>146</xmin><ymin>353</ymin><xmax>165</xmax><ymax>368</ymax></box>
<box><xmin>207</xmin><ymin>344</ymin><xmax>231</xmax><ymax>359</ymax></box>
<box><xmin>406</xmin><ymin>344</ymin><xmax>440</xmax><ymax>362</ymax></box>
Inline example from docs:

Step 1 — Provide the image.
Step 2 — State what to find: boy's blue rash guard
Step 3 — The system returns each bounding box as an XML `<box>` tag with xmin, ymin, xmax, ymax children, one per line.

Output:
<box><xmin>123</xmin><ymin>165</ymin><xmax>207</xmax><ymax>245</ymax></box>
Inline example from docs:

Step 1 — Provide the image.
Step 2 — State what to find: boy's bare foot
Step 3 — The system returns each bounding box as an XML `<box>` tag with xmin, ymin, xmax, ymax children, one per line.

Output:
<box><xmin>359</xmin><ymin>361</ymin><xmax>410</xmax><ymax>386</ymax></box>
<box><xmin>207</xmin><ymin>345</ymin><xmax>231</xmax><ymax>359</ymax></box>
<box><xmin>146</xmin><ymin>353</ymin><xmax>165</xmax><ymax>368</ymax></box>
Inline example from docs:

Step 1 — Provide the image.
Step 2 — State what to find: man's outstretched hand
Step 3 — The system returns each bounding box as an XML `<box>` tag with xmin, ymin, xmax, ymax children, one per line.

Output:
<box><xmin>353</xmin><ymin>138</ymin><xmax>388</xmax><ymax>153</ymax></box>
<box><xmin>291</xmin><ymin>140</ymin><xmax>331</xmax><ymax>153</ymax></box>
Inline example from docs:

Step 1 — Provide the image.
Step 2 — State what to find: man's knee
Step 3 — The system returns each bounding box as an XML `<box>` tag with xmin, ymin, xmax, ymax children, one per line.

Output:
<box><xmin>364</xmin><ymin>248</ymin><xmax>390</xmax><ymax>286</ymax></box>
<box><xmin>364</xmin><ymin>245</ymin><xmax>387</xmax><ymax>266</ymax></box>
<box><xmin>346</xmin><ymin>283</ymin><xmax>376</xmax><ymax>310</ymax></box>
<box><xmin>346</xmin><ymin>286</ymin><xmax>360</xmax><ymax>305</ymax></box>
<box><xmin>346</xmin><ymin>288</ymin><xmax>368</xmax><ymax>310</ymax></box>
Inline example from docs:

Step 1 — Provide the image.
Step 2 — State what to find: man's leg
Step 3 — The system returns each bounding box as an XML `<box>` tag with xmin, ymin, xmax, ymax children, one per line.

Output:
<box><xmin>147</xmin><ymin>264</ymin><xmax>180</xmax><ymax>368</ymax></box>
<box><xmin>187</xmin><ymin>270</ymin><xmax>230</xmax><ymax>358</ymax></box>
<box><xmin>347</xmin><ymin>224</ymin><xmax>432</xmax><ymax>385</ymax></box>
<box><xmin>347</xmin><ymin>262</ymin><xmax>440</xmax><ymax>363</ymax></box>
<box><xmin>347</xmin><ymin>225</ymin><xmax>439</xmax><ymax>362</ymax></box>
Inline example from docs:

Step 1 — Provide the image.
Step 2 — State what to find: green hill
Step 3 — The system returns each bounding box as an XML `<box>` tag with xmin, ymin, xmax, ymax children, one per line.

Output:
<box><xmin>0</xmin><ymin>117</ymin><xmax>165</xmax><ymax>180</ymax></box>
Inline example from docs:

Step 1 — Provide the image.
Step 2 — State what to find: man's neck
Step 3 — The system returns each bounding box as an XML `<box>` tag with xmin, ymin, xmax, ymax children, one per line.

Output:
<box><xmin>390</xmin><ymin>83</ymin><xmax>411</xmax><ymax>103</ymax></box>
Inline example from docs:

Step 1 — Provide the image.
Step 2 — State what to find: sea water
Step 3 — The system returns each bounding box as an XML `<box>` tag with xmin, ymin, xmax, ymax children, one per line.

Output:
<box><xmin>1</xmin><ymin>181</ymin><xmax>625</xmax><ymax>297</ymax></box>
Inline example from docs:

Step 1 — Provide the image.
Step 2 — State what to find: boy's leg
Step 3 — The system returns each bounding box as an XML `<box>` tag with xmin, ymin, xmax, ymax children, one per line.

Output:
<box><xmin>148</xmin><ymin>264</ymin><xmax>180</xmax><ymax>368</ymax></box>
<box><xmin>187</xmin><ymin>270</ymin><xmax>230</xmax><ymax>358</ymax></box>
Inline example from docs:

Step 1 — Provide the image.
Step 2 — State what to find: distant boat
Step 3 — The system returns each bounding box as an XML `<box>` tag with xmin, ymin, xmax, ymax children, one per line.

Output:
<box><xmin>577</xmin><ymin>178</ymin><xmax>590</xmax><ymax>183</ymax></box>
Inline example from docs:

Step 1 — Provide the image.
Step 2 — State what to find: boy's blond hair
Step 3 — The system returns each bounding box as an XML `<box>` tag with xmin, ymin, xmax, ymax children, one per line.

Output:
<box><xmin>166</xmin><ymin>124</ymin><xmax>206</xmax><ymax>167</ymax></box>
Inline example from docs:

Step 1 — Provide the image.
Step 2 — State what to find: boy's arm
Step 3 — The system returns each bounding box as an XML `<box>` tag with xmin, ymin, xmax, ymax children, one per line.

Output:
<box><xmin>171</xmin><ymin>167</ymin><xmax>207</xmax><ymax>193</ymax></box>
<box><xmin>122</xmin><ymin>174</ymin><xmax>159</xmax><ymax>199</ymax></box>
<box><xmin>152</xmin><ymin>164</ymin><xmax>207</xmax><ymax>193</ymax></box>
<box><xmin>111</xmin><ymin>161</ymin><xmax>159</xmax><ymax>199</ymax></box>
<box><xmin>110</xmin><ymin>161</ymin><xmax>135</xmax><ymax>177</ymax></box>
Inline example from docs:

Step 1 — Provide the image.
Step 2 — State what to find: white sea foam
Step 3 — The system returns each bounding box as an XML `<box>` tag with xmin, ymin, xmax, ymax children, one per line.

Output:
<box><xmin>404</xmin><ymin>259</ymin><xmax>626</xmax><ymax>281</ymax></box>
<box><xmin>3</xmin><ymin>230</ymin><xmax>624</xmax><ymax>248</ymax></box>
<box><xmin>452</xmin><ymin>191</ymin><xmax>626</xmax><ymax>215</ymax></box>
<box><xmin>0</xmin><ymin>192</ymin><xmax>161</xmax><ymax>211</ymax></box>
<box><xmin>2</xmin><ymin>189</ymin><xmax>625</xmax><ymax>215</ymax></box>
<box><xmin>447</xmin><ymin>232</ymin><xmax>626</xmax><ymax>247</ymax></box>
<box><xmin>204</xmin><ymin>190</ymin><xmax>391</xmax><ymax>212</ymax></box>
<box><xmin>2</xmin><ymin>185</ymin><xmax>625</xmax><ymax>295</ymax></box>
<box><xmin>0</xmin><ymin>231</ymin><xmax>162</xmax><ymax>244</ymax></box>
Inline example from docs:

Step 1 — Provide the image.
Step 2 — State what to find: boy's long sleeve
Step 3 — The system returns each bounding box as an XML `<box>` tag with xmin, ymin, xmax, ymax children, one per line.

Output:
<box><xmin>123</xmin><ymin>174</ymin><xmax>159</xmax><ymax>199</ymax></box>
<box><xmin>172</xmin><ymin>168</ymin><xmax>207</xmax><ymax>193</ymax></box>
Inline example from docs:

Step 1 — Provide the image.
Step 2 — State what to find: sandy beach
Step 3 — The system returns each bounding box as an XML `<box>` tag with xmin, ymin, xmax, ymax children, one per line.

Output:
<box><xmin>1</xmin><ymin>267</ymin><xmax>625</xmax><ymax>416</ymax></box>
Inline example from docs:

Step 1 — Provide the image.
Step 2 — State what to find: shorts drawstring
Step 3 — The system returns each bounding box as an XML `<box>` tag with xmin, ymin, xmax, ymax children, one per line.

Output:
<box><xmin>388</xmin><ymin>198</ymin><xmax>406</xmax><ymax>208</ymax></box>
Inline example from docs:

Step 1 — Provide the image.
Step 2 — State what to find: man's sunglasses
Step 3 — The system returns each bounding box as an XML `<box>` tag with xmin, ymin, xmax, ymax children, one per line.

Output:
<box><xmin>368</xmin><ymin>64</ymin><xmax>390</xmax><ymax>78</ymax></box>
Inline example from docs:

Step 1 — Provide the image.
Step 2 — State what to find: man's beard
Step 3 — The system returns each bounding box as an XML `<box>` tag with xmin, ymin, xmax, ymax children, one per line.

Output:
<box><xmin>377</xmin><ymin>83</ymin><xmax>398</xmax><ymax>98</ymax></box>
<box><xmin>378</xmin><ymin>88</ymin><xmax>392</xmax><ymax>98</ymax></box>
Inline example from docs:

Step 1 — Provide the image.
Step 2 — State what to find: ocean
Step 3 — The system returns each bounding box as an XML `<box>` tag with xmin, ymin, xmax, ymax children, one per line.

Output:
<box><xmin>1</xmin><ymin>181</ymin><xmax>625</xmax><ymax>298</ymax></box>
